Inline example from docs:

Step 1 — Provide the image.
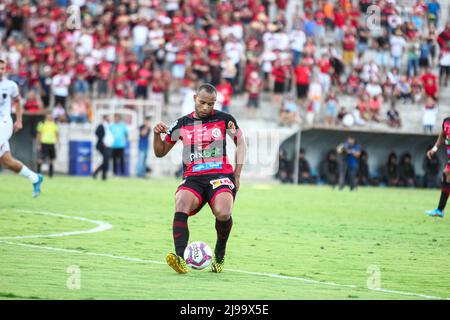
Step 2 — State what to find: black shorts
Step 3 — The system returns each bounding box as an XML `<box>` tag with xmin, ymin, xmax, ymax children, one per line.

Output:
<box><xmin>419</xmin><ymin>57</ymin><xmax>429</xmax><ymax>67</ymax></box>
<box><xmin>274</xmin><ymin>81</ymin><xmax>285</xmax><ymax>94</ymax></box>
<box><xmin>176</xmin><ymin>174</ymin><xmax>237</xmax><ymax>216</ymax></box>
<box><xmin>247</xmin><ymin>96</ymin><xmax>259</xmax><ymax>109</ymax></box>
<box><xmin>39</xmin><ymin>143</ymin><xmax>56</xmax><ymax>160</ymax></box>
<box><xmin>296</xmin><ymin>84</ymin><xmax>309</xmax><ymax>99</ymax></box>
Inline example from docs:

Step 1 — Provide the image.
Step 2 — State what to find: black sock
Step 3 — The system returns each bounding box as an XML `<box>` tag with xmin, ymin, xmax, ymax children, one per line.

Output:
<box><xmin>438</xmin><ymin>174</ymin><xmax>450</xmax><ymax>211</ymax></box>
<box><xmin>49</xmin><ymin>164</ymin><xmax>53</xmax><ymax>178</ymax></box>
<box><xmin>37</xmin><ymin>164</ymin><xmax>41</xmax><ymax>173</ymax></box>
<box><xmin>215</xmin><ymin>217</ymin><xmax>233</xmax><ymax>260</ymax></box>
<box><xmin>173</xmin><ymin>212</ymin><xmax>189</xmax><ymax>258</ymax></box>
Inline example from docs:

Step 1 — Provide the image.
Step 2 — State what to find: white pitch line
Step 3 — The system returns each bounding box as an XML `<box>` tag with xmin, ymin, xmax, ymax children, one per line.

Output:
<box><xmin>0</xmin><ymin>240</ymin><xmax>165</xmax><ymax>265</ymax></box>
<box><xmin>0</xmin><ymin>240</ymin><xmax>448</xmax><ymax>300</ymax></box>
<box><xmin>0</xmin><ymin>210</ymin><xmax>112</xmax><ymax>240</ymax></box>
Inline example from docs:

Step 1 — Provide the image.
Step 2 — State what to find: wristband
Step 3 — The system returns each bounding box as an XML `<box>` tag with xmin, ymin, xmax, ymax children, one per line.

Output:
<box><xmin>432</xmin><ymin>146</ymin><xmax>438</xmax><ymax>152</ymax></box>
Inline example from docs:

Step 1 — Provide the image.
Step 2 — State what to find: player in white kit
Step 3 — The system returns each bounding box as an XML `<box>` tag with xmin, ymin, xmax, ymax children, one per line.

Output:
<box><xmin>0</xmin><ymin>58</ymin><xmax>43</xmax><ymax>197</ymax></box>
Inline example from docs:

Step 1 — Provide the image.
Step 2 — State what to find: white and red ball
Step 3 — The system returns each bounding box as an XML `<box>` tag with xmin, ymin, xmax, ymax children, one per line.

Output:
<box><xmin>183</xmin><ymin>241</ymin><xmax>212</xmax><ymax>270</ymax></box>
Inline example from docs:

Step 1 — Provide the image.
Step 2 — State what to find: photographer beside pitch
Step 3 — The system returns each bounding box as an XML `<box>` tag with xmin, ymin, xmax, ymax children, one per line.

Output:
<box><xmin>153</xmin><ymin>83</ymin><xmax>247</xmax><ymax>274</ymax></box>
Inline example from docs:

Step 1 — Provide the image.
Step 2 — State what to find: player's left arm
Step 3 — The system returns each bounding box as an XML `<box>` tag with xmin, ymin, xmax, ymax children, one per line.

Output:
<box><xmin>227</xmin><ymin>117</ymin><xmax>247</xmax><ymax>190</ymax></box>
<box><xmin>427</xmin><ymin>129</ymin><xmax>445</xmax><ymax>159</ymax></box>
<box><xmin>12</xmin><ymin>94</ymin><xmax>22</xmax><ymax>133</ymax></box>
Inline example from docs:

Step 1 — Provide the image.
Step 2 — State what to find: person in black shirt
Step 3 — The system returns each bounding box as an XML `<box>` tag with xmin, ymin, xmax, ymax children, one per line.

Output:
<box><xmin>92</xmin><ymin>115</ymin><xmax>112</xmax><ymax>180</ymax></box>
<box><xmin>276</xmin><ymin>149</ymin><xmax>293</xmax><ymax>183</ymax></box>
<box><xmin>321</xmin><ymin>150</ymin><xmax>339</xmax><ymax>187</ymax></box>
<box><xmin>423</xmin><ymin>145</ymin><xmax>440</xmax><ymax>188</ymax></box>
<box><xmin>298</xmin><ymin>148</ymin><xmax>312</xmax><ymax>184</ymax></box>
<box><xmin>384</xmin><ymin>152</ymin><xmax>399</xmax><ymax>186</ymax></box>
<box><xmin>399</xmin><ymin>153</ymin><xmax>417</xmax><ymax>187</ymax></box>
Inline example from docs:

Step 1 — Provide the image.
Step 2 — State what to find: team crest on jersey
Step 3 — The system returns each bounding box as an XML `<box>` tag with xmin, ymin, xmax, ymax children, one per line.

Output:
<box><xmin>209</xmin><ymin>178</ymin><xmax>235</xmax><ymax>190</ymax></box>
<box><xmin>211</xmin><ymin>128</ymin><xmax>222</xmax><ymax>138</ymax></box>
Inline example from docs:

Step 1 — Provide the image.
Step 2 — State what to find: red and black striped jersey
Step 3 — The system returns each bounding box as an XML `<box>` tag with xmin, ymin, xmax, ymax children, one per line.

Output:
<box><xmin>165</xmin><ymin>110</ymin><xmax>242</xmax><ymax>178</ymax></box>
<box><xmin>443</xmin><ymin>117</ymin><xmax>450</xmax><ymax>146</ymax></box>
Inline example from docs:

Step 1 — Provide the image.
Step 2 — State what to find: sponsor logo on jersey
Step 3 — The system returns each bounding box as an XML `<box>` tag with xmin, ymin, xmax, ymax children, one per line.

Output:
<box><xmin>189</xmin><ymin>147</ymin><xmax>222</xmax><ymax>161</ymax></box>
<box><xmin>167</xmin><ymin>119</ymin><xmax>178</xmax><ymax>135</ymax></box>
<box><xmin>209</xmin><ymin>178</ymin><xmax>235</xmax><ymax>190</ymax></box>
<box><xmin>192</xmin><ymin>162</ymin><xmax>223</xmax><ymax>172</ymax></box>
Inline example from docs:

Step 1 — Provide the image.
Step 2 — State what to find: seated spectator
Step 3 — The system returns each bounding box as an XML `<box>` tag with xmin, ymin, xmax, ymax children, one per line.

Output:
<box><xmin>336</xmin><ymin>106</ymin><xmax>348</xmax><ymax>126</ymax></box>
<box><xmin>275</xmin><ymin>149</ymin><xmax>293</xmax><ymax>183</ymax></box>
<box><xmin>422</xmin><ymin>96</ymin><xmax>438</xmax><ymax>133</ymax></box>
<box><xmin>24</xmin><ymin>90</ymin><xmax>43</xmax><ymax>113</ymax></box>
<box><xmin>357</xmin><ymin>94</ymin><xmax>370</xmax><ymax>121</ymax></box>
<box><xmin>423</xmin><ymin>145</ymin><xmax>440</xmax><ymax>188</ymax></box>
<box><xmin>298</xmin><ymin>148</ymin><xmax>312</xmax><ymax>184</ymax></box>
<box><xmin>345</xmin><ymin>70</ymin><xmax>361</xmax><ymax>95</ymax></box>
<box><xmin>384</xmin><ymin>152</ymin><xmax>400</xmax><ymax>187</ymax></box>
<box><xmin>365</xmin><ymin>78</ymin><xmax>383</xmax><ymax>98</ymax></box>
<box><xmin>69</xmin><ymin>96</ymin><xmax>89</xmax><ymax>124</ymax></box>
<box><xmin>320</xmin><ymin>150</ymin><xmax>339</xmax><ymax>187</ymax></box>
<box><xmin>52</xmin><ymin>103</ymin><xmax>68</xmax><ymax>124</ymax></box>
<box><xmin>394</xmin><ymin>76</ymin><xmax>414</xmax><ymax>104</ymax></box>
<box><xmin>352</xmin><ymin>106</ymin><xmax>366</xmax><ymax>126</ymax></box>
<box><xmin>357</xmin><ymin>150</ymin><xmax>375</xmax><ymax>186</ymax></box>
<box><xmin>420</xmin><ymin>67</ymin><xmax>439</xmax><ymax>100</ymax></box>
<box><xmin>399</xmin><ymin>153</ymin><xmax>417</xmax><ymax>187</ymax></box>
<box><xmin>386</xmin><ymin>101</ymin><xmax>402</xmax><ymax>128</ymax></box>
<box><xmin>410</xmin><ymin>75</ymin><xmax>423</xmax><ymax>102</ymax></box>
<box><xmin>368</xmin><ymin>95</ymin><xmax>383</xmax><ymax>122</ymax></box>
<box><xmin>279</xmin><ymin>95</ymin><xmax>301</xmax><ymax>126</ymax></box>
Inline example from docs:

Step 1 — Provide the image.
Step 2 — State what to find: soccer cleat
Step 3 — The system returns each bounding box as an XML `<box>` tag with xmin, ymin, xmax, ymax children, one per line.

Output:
<box><xmin>425</xmin><ymin>209</ymin><xmax>444</xmax><ymax>218</ymax></box>
<box><xmin>166</xmin><ymin>253</ymin><xmax>188</xmax><ymax>274</ymax></box>
<box><xmin>211</xmin><ymin>256</ymin><xmax>225</xmax><ymax>273</ymax></box>
<box><xmin>32</xmin><ymin>175</ymin><xmax>43</xmax><ymax>198</ymax></box>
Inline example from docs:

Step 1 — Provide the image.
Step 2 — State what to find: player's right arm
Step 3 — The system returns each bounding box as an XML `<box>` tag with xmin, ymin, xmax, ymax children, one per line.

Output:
<box><xmin>153</xmin><ymin>121</ymin><xmax>175</xmax><ymax>157</ymax></box>
<box><xmin>427</xmin><ymin>129</ymin><xmax>445</xmax><ymax>160</ymax></box>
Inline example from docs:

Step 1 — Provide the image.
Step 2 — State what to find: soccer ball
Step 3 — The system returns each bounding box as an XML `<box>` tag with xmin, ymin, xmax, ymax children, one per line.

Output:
<box><xmin>183</xmin><ymin>241</ymin><xmax>213</xmax><ymax>270</ymax></box>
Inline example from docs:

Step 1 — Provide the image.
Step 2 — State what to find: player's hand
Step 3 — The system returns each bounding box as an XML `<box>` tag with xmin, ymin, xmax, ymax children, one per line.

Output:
<box><xmin>427</xmin><ymin>149</ymin><xmax>436</xmax><ymax>160</ymax></box>
<box><xmin>234</xmin><ymin>175</ymin><xmax>240</xmax><ymax>191</ymax></box>
<box><xmin>153</xmin><ymin>122</ymin><xmax>169</xmax><ymax>135</ymax></box>
<box><xmin>13</xmin><ymin>120</ymin><xmax>23</xmax><ymax>133</ymax></box>
<box><xmin>227</xmin><ymin>121</ymin><xmax>237</xmax><ymax>136</ymax></box>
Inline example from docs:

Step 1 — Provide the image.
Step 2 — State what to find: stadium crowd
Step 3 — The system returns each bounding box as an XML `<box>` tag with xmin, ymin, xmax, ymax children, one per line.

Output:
<box><xmin>0</xmin><ymin>0</ymin><xmax>449</xmax><ymax>130</ymax></box>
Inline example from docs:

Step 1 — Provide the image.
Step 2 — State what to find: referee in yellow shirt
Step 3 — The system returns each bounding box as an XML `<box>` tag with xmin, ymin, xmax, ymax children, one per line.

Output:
<box><xmin>37</xmin><ymin>112</ymin><xmax>59</xmax><ymax>177</ymax></box>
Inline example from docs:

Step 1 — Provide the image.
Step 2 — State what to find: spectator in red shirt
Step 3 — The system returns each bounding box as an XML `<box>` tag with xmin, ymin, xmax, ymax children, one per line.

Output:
<box><xmin>135</xmin><ymin>66</ymin><xmax>151</xmax><ymax>99</ymax></box>
<box><xmin>217</xmin><ymin>77</ymin><xmax>233</xmax><ymax>113</ymax></box>
<box><xmin>24</xmin><ymin>90</ymin><xmax>44</xmax><ymax>113</ymax></box>
<box><xmin>272</xmin><ymin>58</ymin><xmax>291</xmax><ymax>107</ymax></box>
<box><xmin>334</xmin><ymin>6</ymin><xmax>346</xmax><ymax>42</ymax></box>
<box><xmin>421</xmin><ymin>67</ymin><xmax>439</xmax><ymax>100</ymax></box>
<box><xmin>294</xmin><ymin>58</ymin><xmax>311</xmax><ymax>104</ymax></box>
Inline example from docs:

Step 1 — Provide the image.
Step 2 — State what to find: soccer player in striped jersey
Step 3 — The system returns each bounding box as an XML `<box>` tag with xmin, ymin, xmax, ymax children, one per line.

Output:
<box><xmin>425</xmin><ymin>117</ymin><xmax>450</xmax><ymax>218</ymax></box>
<box><xmin>153</xmin><ymin>83</ymin><xmax>247</xmax><ymax>273</ymax></box>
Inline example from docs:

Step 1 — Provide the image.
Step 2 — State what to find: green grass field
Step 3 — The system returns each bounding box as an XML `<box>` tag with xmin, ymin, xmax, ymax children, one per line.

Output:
<box><xmin>0</xmin><ymin>174</ymin><xmax>449</xmax><ymax>300</ymax></box>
